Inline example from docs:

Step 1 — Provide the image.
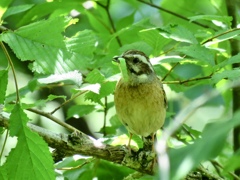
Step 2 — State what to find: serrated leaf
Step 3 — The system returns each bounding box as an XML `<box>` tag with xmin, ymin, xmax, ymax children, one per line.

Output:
<box><xmin>139</xmin><ymin>28</ymin><xmax>170</xmax><ymax>55</ymax></box>
<box><xmin>1</xmin><ymin>17</ymin><xmax>96</xmax><ymax>74</ymax></box>
<box><xmin>9</xmin><ymin>104</ymin><xmax>29</xmax><ymax>136</ymax></box>
<box><xmin>0</xmin><ymin>69</ymin><xmax>8</xmax><ymax>103</ymax></box>
<box><xmin>85</xmin><ymin>69</ymin><xmax>105</xmax><ymax>84</ymax></box>
<box><xmin>158</xmin><ymin>24</ymin><xmax>198</xmax><ymax>44</ymax></box>
<box><xmin>67</xmin><ymin>105</ymin><xmax>95</xmax><ymax>119</ymax></box>
<box><xmin>169</xmin><ymin>111</ymin><xmax>240</xmax><ymax>179</ymax></box>
<box><xmin>84</xmin><ymin>91</ymin><xmax>103</xmax><ymax>105</ymax></box>
<box><xmin>66</xmin><ymin>30</ymin><xmax>96</xmax><ymax>58</ymax></box>
<box><xmin>212</xmin><ymin>68</ymin><xmax>240</xmax><ymax>83</ymax></box>
<box><xmin>176</xmin><ymin>44</ymin><xmax>214</xmax><ymax>65</ymax></box>
<box><xmin>85</xmin><ymin>81</ymin><xmax>116</xmax><ymax>105</ymax></box>
<box><xmin>100</xmin><ymin>81</ymin><xmax>116</xmax><ymax>97</ymax></box>
<box><xmin>7</xmin><ymin>104</ymin><xmax>54</xmax><ymax>179</ymax></box>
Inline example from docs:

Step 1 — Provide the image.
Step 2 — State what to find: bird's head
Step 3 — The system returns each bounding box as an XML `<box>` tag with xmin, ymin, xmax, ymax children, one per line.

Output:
<box><xmin>113</xmin><ymin>50</ymin><xmax>156</xmax><ymax>85</ymax></box>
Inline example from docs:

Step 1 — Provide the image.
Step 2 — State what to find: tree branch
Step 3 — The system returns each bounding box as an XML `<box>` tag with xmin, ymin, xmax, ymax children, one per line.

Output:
<box><xmin>0</xmin><ymin>114</ymin><xmax>155</xmax><ymax>175</ymax></box>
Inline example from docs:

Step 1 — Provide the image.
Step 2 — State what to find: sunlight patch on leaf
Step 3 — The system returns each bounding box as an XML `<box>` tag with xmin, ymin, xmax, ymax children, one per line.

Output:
<box><xmin>151</xmin><ymin>55</ymin><xmax>184</xmax><ymax>64</ymax></box>
<box><xmin>204</xmin><ymin>29</ymin><xmax>240</xmax><ymax>46</ymax></box>
<box><xmin>158</xmin><ymin>25</ymin><xmax>198</xmax><ymax>44</ymax></box>
<box><xmin>38</xmin><ymin>70</ymin><xmax>82</xmax><ymax>86</ymax></box>
<box><xmin>189</xmin><ymin>15</ymin><xmax>232</xmax><ymax>28</ymax></box>
<box><xmin>79</xmin><ymin>83</ymin><xmax>101</xmax><ymax>94</ymax></box>
<box><xmin>176</xmin><ymin>44</ymin><xmax>214</xmax><ymax>65</ymax></box>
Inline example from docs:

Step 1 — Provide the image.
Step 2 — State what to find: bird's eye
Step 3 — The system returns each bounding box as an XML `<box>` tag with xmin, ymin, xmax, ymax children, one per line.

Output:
<box><xmin>133</xmin><ymin>57</ymin><xmax>139</xmax><ymax>64</ymax></box>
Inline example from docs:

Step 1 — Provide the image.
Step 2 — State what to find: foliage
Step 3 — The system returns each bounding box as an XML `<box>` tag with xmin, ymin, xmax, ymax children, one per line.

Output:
<box><xmin>0</xmin><ymin>0</ymin><xmax>240</xmax><ymax>179</ymax></box>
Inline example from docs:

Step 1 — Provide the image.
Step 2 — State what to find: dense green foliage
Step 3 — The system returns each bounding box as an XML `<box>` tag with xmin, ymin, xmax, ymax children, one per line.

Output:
<box><xmin>1</xmin><ymin>0</ymin><xmax>240</xmax><ymax>179</ymax></box>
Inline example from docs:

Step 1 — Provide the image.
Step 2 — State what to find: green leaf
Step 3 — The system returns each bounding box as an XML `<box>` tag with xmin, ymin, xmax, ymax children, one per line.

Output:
<box><xmin>139</xmin><ymin>28</ymin><xmax>171</xmax><ymax>56</ymax></box>
<box><xmin>37</xmin><ymin>71</ymin><xmax>83</xmax><ymax>87</ymax></box>
<box><xmin>2</xmin><ymin>4</ymin><xmax>34</xmax><ymax>19</ymax></box>
<box><xmin>0</xmin><ymin>69</ymin><xmax>8</xmax><ymax>104</ymax></box>
<box><xmin>189</xmin><ymin>15</ymin><xmax>232</xmax><ymax>27</ymax></box>
<box><xmin>84</xmin><ymin>81</ymin><xmax>116</xmax><ymax>105</ymax></box>
<box><xmin>119</xmin><ymin>41</ymin><xmax>152</xmax><ymax>56</ymax></box>
<box><xmin>203</xmin><ymin>29</ymin><xmax>240</xmax><ymax>46</ymax></box>
<box><xmin>7</xmin><ymin>104</ymin><xmax>55</xmax><ymax>179</ymax></box>
<box><xmin>0</xmin><ymin>165</ymin><xmax>7</xmax><ymax>180</ymax></box>
<box><xmin>85</xmin><ymin>69</ymin><xmax>105</xmax><ymax>84</ymax></box>
<box><xmin>224</xmin><ymin>149</ymin><xmax>240</xmax><ymax>172</ymax></box>
<box><xmin>17</xmin><ymin>1</ymin><xmax>84</xmax><ymax>26</ymax></box>
<box><xmin>216</xmin><ymin>53</ymin><xmax>240</xmax><ymax>69</ymax></box>
<box><xmin>158</xmin><ymin>24</ymin><xmax>198</xmax><ymax>44</ymax></box>
<box><xmin>176</xmin><ymin>44</ymin><xmax>214</xmax><ymax>65</ymax></box>
<box><xmin>169</xmin><ymin>111</ymin><xmax>240</xmax><ymax>179</ymax></box>
<box><xmin>99</xmin><ymin>126</ymin><xmax>116</xmax><ymax>135</ymax></box>
<box><xmin>47</xmin><ymin>94</ymin><xmax>67</xmax><ymax>101</ymax></box>
<box><xmin>0</xmin><ymin>0</ymin><xmax>13</xmax><ymax>20</ymax></box>
<box><xmin>212</xmin><ymin>68</ymin><xmax>240</xmax><ymax>83</ymax></box>
<box><xmin>1</xmin><ymin>17</ymin><xmax>70</xmax><ymax>74</ymax></box>
<box><xmin>67</xmin><ymin>105</ymin><xmax>95</xmax><ymax>119</ymax></box>
<box><xmin>1</xmin><ymin>17</ymin><xmax>96</xmax><ymax>75</ymax></box>
<box><xmin>66</xmin><ymin>30</ymin><xmax>96</xmax><ymax>59</ymax></box>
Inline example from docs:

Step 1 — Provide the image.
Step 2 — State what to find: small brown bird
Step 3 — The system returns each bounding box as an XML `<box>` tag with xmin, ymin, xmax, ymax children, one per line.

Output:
<box><xmin>113</xmin><ymin>50</ymin><xmax>167</xmax><ymax>152</ymax></box>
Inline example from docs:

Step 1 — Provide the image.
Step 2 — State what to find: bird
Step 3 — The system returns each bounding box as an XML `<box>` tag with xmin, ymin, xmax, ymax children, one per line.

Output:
<box><xmin>113</xmin><ymin>50</ymin><xmax>167</xmax><ymax>153</ymax></box>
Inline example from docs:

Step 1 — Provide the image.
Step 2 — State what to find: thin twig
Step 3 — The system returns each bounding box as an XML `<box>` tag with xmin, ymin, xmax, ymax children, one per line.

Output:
<box><xmin>51</xmin><ymin>90</ymin><xmax>88</xmax><ymax>114</ymax></box>
<box><xmin>57</xmin><ymin>158</ymin><xmax>95</xmax><ymax>170</ymax></box>
<box><xmin>96</xmin><ymin>0</ymin><xmax>122</xmax><ymax>47</ymax></box>
<box><xmin>162</xmin><ymin>62</ymin><xmax>180</xmax><ymax>81</ymax></box>
<box><xmin>201</xmin><ymin>28</ymin><xmax>240</xmax><ymax>45</ymax></box>
<box><xmin>27</xmin><ymin>108</ymin><xmax>78</xmax><ymax>132</ymax></box>
<box><xmin>103</xmin><ymin>97</ymin><xmax>108</xmax><ymax>136</ymax></box>
<box><xmin>163</xmin><ymin>73</ymin><xmax>212</xmax><ymax>84</ymax></box>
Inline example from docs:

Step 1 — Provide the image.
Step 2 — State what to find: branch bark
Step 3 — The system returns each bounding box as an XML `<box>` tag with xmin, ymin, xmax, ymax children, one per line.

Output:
<box><xmin>0</xmin><ymin>114</ymin><xmax>155</xmax><ymax>175</ymax></box>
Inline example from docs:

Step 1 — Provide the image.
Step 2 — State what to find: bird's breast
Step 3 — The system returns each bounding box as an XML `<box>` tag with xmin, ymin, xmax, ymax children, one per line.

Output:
<box><xmin>114</xmin><ymin>78</ymin><xmax>166</xmax><ymax>136</ymax></box>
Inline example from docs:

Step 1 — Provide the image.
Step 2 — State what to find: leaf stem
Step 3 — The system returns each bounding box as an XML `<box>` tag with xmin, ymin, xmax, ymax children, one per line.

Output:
<box><xmin>0</xmin><ymin>42</ymin><xmax>20</xmax><ymax>103</ymax></box>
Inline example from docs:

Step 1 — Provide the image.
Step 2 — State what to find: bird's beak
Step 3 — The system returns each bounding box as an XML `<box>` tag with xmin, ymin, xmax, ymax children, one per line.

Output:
<box><xmin>112</xmin><ymin>56</ymin><xmax>120</xmax><ymax>63</ymax></box>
